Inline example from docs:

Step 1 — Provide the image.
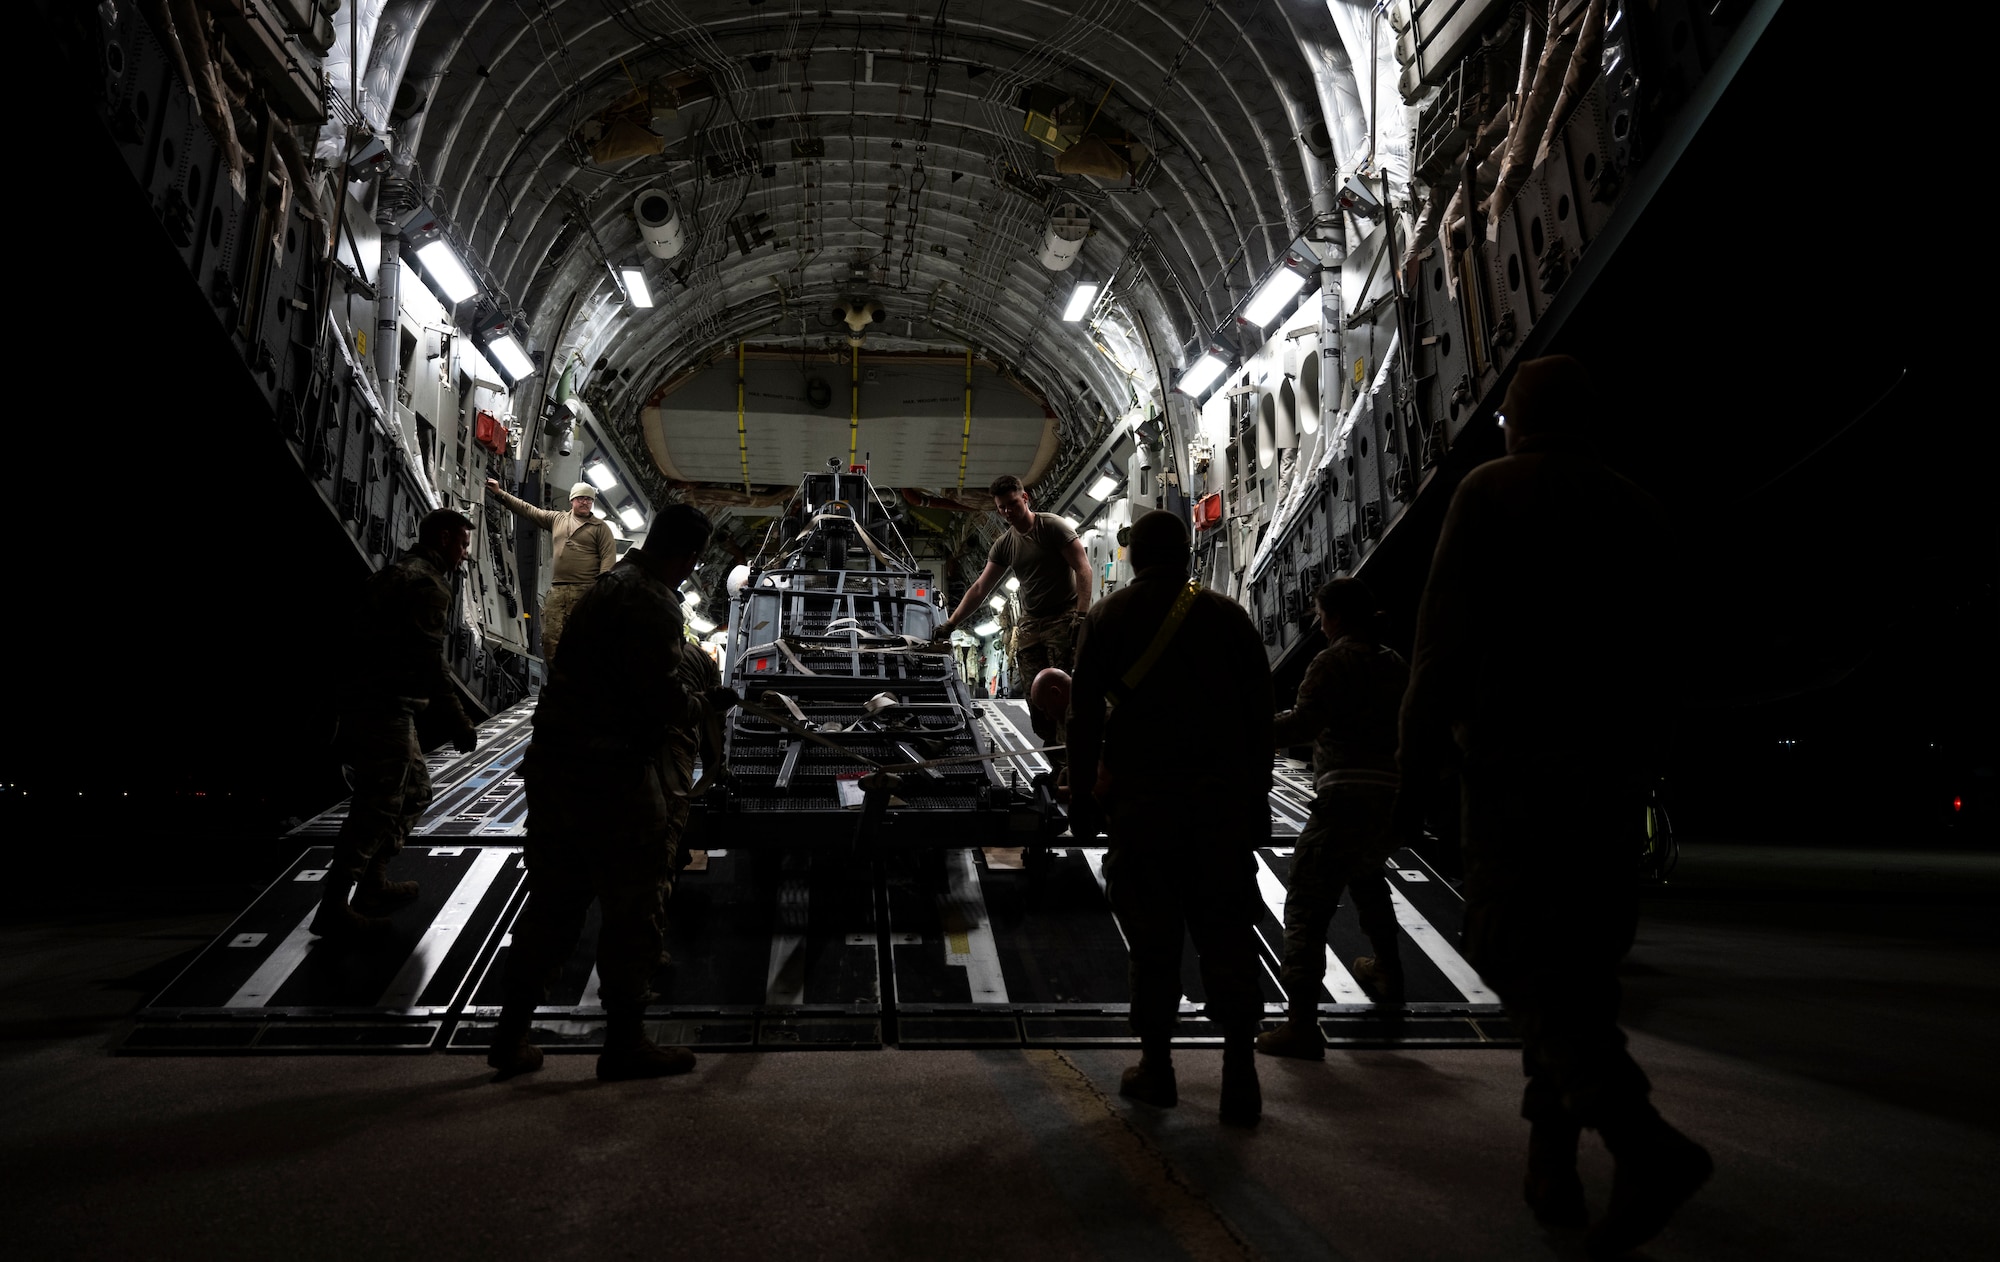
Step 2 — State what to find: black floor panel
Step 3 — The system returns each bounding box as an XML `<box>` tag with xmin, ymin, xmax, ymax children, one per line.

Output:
<box><xmin>132</xmin><ymin>838</ymin><xmax>1505</xmax><ymax>1054</ymax></box>
<box><xmin>139</xmin><ymin>845</ymin><xmax>523</xmax><ymax>1025</ymax></box>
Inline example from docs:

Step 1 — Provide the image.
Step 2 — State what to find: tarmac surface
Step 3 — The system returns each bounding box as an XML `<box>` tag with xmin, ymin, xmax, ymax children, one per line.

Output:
<box><xmin>3</xmin><ymin>845</ymin><xmax>1995</xmax><ymax>1261</ymax></box>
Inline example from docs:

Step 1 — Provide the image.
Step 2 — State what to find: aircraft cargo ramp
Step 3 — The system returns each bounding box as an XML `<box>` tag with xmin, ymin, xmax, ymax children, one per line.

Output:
<box><xmin>126</xmin><ymin>699</ymin><xmax>1510</xmax><ymax>1056</ymax></box>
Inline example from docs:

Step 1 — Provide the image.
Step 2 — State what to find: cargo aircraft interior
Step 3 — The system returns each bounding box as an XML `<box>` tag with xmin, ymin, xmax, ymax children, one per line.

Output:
<box><xmin>5</xmin><ymin>1</ymin><xmax>1991</xmax><ymax>1259</ymax></box>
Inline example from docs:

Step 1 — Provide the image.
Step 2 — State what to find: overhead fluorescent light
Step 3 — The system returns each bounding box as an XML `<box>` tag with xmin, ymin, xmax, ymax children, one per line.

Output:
<box><xmin>988</xmin><ymin>596</ymin><xmax>1005</xmax><ymax>610</ymax></box>
<box><xmin>972</xmin><ymin>620</ymin><xmax>1001</xmax><ymax>637</ymax></box>
<box><xmin>1088</xmin><ymin>474</ymin><xmax>1119</xmax><ymax>500</ymax></box>
<box><xmin>1174</xmin><ymin>352</ymin><xmax>1228</xmax><ymax>398</ymax></box>
<box><xmin>621</xmin><ymin>266</ymin><xmax>654</xmax><ymax>309</ymax></box>
<box><xmin>415</xmin><ymin>240</ymin><xmax>479</xmax><ymax>304</ymax></box>
<box><xmin>1242</xmin><ymin>266</ymin><xmax>1309</xmax><ymax>328</ymax></box>
<box><xmin>488</xmin><ymin>334</ymin><xmax>534</xmax><ymax>381</ymax></box>
<box><xmin>687</xmin><ymin>614</ymin><xmax>716</xmax><ymax>634</ymax></box>
<box><xmin>617</xmin><ymin>503</ymin><xmax>646</xmax><ymax>530</ymax></box>
<box><xmin>585</xmin><ymin>460</ymin><xmax>619</xmax><ymax>491</ymax></box>
<box><xmin>1061</xmin><ymin>281</ymin><xmax>1099</xmax><ymax>322</ymax></box>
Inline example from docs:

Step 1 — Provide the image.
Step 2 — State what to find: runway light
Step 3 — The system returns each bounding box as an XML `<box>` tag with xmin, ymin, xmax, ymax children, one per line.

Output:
<box><xmin>688</xmin><ymin>614</ymin><xmax>716</xmax><ymax>634</ymax></box>
<box><xmin>415</xmin><ymin>240</ymin><xmax>479</xmax><ymax>303</ymax></box>
<box><xmin>488</xmin><ymin>334</ymin><xmax>535</xmax><ymax>381</ymax></box>
<box><xmin>585</xmin><ymin>461</ymin><xmax>619</xmax><ymax>491</ymax></box>
<box><xmin>1062</xmin><ymin>281</ymin><xmax>1099</xmax><ymax>322</ymax></box>
<box><xmin>617</xmin><ymin>503</ymin><xmax>646</xmax><ymax>530</ymax></box>
<box><xmin>1242</xmin><ymin>266</ymin><xmax>1309</xmax><ymax>328</ymax></box>
<box><xmin>1174</xmin><ymin>352</ymin><xmax>1228</xmax><ymax>398</ymax></box>
<box><xmin>972</xmin><ymin>619</ymin><xmax>1001</xmax><ymax>637</ymax></box>
<box><xmin>989</xmin><ymin>596</ymin><xmax>1005</xmax><ymax>610</ymax></box>
<box><xmin>1088</xmin><ymin>474</ymin><xmax>1119</xmax><ymax>500</ymax></box>
<box><xmin>621</xmin><ymin>266</ymin><xmax>654</xmax><ymax>308</ymax></box>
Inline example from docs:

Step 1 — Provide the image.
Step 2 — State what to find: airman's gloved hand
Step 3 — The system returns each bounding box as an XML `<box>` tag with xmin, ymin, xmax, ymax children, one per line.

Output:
<box><xmin>453</xmin><ymin>725</ymin><xmax>479</xmax><ymax>754</ymax></box>
<box><xmin>704</xmin><ymin>686</ymin><xmax>744</xmax><ymax>713</ymax></box>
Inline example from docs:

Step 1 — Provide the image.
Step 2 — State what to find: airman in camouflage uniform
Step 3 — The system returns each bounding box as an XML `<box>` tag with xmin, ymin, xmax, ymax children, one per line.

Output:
<box><xmin>1067</xmin><ymin>510</ymin><xmax>1274</xmax><ymax>1127</ymax></box>
<box><xmin>1258</xmin><ymin>578</ymin><xmax>1410</xmax><ymax>1061</ymax></box>
<box><xmin>1394</xmin><ymin>357</ymin><xmax>1709</xmax><ymax>1252</ymax></box>
<box><xmin>313</xmin><ymin>508</ymin><xmax>480</xmax><ymax>941</ymax></box>
<box><xmin>484</xmin><ymin>477</ymin><xmax>618</xmax><ymax>665</ymax></box>
<box><xmin>940</xmin><ymin>474</ymin><xmax>1093</xmax><ymax>752</ymax></box>
<box><xmin>487</xmin><ymin>504</ymin><xmax>739</xmax><ymax>1083</ymax></box>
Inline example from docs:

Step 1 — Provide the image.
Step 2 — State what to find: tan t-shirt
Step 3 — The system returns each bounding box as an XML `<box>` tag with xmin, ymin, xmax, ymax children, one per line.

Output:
<box><xmin>493</xmin><ymin>487</ymin><xmax>617</xmax><ymax>584</ymax></box>
<box><xmin>987</xmin><ymin>512</ymin><xmax>1081</xmax><ymax>620</ymax></box>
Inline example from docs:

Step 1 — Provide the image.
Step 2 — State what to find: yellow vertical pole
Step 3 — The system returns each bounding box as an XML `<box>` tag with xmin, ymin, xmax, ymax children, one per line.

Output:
<box><xmin>735</xmin><ymin>342</ymin><xmax>750</xmax><ymax>493</ymax></box>
<box><xmin>848</xmin><ymin>339</ymin><xmax>861</xmax><ymax>469</ymax></box>
<box><xmin>956</xmin><ymin>348</ymin><xmax>973</xmax><ymax>491</ymax></box>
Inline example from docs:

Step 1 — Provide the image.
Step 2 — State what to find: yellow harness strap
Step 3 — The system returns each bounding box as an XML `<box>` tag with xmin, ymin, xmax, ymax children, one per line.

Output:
<box><xmin>1108</xmin><ymin>580</ymin><xmax>1201</xmax><ymax>708</ymax></box>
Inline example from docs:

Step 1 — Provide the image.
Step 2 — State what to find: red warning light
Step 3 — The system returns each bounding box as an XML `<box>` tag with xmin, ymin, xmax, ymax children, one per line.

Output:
<box><xmin>1954</xmin><ymin>796</ymin><xmax>1963</xmax><ymax>812</ymax></box>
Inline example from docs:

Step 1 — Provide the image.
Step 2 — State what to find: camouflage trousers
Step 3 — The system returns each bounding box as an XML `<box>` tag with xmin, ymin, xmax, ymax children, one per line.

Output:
<box><xmin>1104</xmin><ymin>792</ymin><xmax>1267</xmax><ymax>1039</ymax></box>
<box><xmin>1278</xmin><ymin>785</ymin><xmax>1399</xmax><ymax>1011</ymax></box>
<box><xmin>503</xmin><ymin>744</ymin><xmax>690</xmax><ymax>1016</ymax></box>
<box><xmin>1461</xmin><ymin>768</ymin><xmax>1652</xmax><ymax>1128</ymax></box>
<box><xmin>330</xmin><ymin>706</ymin><xmax>431</xmax><ymax>881</ymax></box>
<box><xmin>1013</xmin><ymin>613</ymin><xmax>1077</xmax><ymax>749</ymax></box>
<box><xmin>539</xmin><ymin>582</ymin><xmax>591</xmax><ymax>666</ymax></box>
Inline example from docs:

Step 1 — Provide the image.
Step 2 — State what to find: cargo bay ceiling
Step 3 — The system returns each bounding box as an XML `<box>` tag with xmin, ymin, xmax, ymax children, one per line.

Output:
<box><xmin>339</xmin><ymin>0</ymin><xmax>1375</xmax><ymax>499</ymax></box>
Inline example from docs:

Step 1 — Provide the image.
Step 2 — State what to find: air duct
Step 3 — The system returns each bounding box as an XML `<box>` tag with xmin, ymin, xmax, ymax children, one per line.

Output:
<box><xmin>838</xmin><ymin>301</ymin><xmax>885</xmax><ymax>333</ymax></box>
<box><xmin>1036</xmin><ymin>203</ymin><xmax>1090</xmax><ymax>271</ymax></box>
<box><xmin>633</xmin><ymin>188</ymin><xmax>685</xmax><ymax>260</ymax></box>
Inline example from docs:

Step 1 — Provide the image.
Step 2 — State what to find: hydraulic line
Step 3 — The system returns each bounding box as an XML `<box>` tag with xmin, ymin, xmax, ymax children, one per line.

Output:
<box><xmin>736</xmin><ymin>342</ymin><xmax>751</xmax><ymax>493</ymax></box>
<box><xmin>848</xmin><ymin>338</ymin><xmax>861</xmax><ymax>468</ymax></box>
<box><xmin>957</xmin><ymin>347</ymin><xmax>973</xmax><ymax>491</ymax></box>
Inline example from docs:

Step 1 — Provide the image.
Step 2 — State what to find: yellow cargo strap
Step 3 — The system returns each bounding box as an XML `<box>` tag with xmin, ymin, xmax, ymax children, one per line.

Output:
<box><xmin>1108</xmin><ymin>580</ymin><xmax>1201</xmax><ymax>708</ymax></box>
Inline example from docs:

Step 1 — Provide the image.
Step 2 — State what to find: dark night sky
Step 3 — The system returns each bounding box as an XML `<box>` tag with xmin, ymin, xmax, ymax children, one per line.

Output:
<box><xmin>5</xmin><ymin>0</ymin><xmax>1989</xmax><ymax>906</ymax></box>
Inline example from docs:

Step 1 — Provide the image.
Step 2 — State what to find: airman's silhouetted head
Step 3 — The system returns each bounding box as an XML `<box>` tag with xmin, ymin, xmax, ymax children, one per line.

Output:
<box><xmin>1499</xmin><ymin>355</ymin><xmax>1595</xmax><ymax>452</ymax></box>
<box><xmin>1127</xmin><ymin>509</ymin><xmax>1190</xmax><ymax>573</ymax></box>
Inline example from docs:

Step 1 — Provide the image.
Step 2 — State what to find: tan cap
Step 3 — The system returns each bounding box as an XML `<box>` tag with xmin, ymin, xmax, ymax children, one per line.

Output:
<box><xmin>569</xmin><ymin>482</ymin><xmax>597</xmax><ymax>500</ymax></box>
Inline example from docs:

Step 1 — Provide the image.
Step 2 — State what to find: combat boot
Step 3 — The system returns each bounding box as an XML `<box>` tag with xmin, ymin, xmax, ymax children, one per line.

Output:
<box><xmin>1119</xmin><ymin>1034</ymin><xmax>1178</xmax><ymax>1108</ymax></box>
<box><xmin>1219</xmin><ymin>1035</ymin><xmax>1263</xmax><ymax>1127</ymax></box>
<box><xmin>1524</xmin><ymin>1119</ymin><xmax>1588</xmax><ymax>1229</ymax></box>
<box><xmin>308</xmin><ymin>877</ymin><xmax>389</xmax><ymax>941</ymax></box>
<box><xmin>352</xmin><ymin>854</ymin><xmax>419</xmax><ymax>913</ymax></box>
<box><xmin>1255</xmin><ymin>1009</ymin><xmax>1326</xmax><ymax>1061</ymax></box>
<box><xmin>485</xmin><ymin>1008</ymin><xmax>544</xmax><ymax>1080</ymax></box>
<box><xmin>596</xmin><ymin>1013</ymin><xmax>695</xmax><ymax>1081</ymax></box>
<box><xmin>1352</xmin><ymin>954</ymin><xmax>1406</xmax><ymax>1006</ymax></box>
<box><xmin>1586</xmin><ymin>1112</ymin><xmax>1713</xmax><ymax>1259</ymax></box>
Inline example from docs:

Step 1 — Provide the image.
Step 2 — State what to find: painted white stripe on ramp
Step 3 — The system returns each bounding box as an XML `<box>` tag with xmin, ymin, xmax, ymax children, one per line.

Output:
<box><xmin>765</xmin><ymin>852</ymin><xmax>812</xmax><ymax>1005</ymax></box>
<box><xmin>941</xmin><ymin>849</ymin><xmax>1008</xmax><ymax>1003</ymax></box>
<box><xmin>1253</xmin><ymin>852</ymin><xmax>1365</xmax><ymax>1003</ymax></box>
<box><xmin>1387</xmin><ymin>885</ymin><xmax>1498</xmax><ymax>1004</ymax></box>
<box><xmin>1079</xmin><ymin>848</ymin><xmax>1129</xmax><ymax>950</ymax></box>
<box><xmin>226</xmin><ymin>906</ymin><xmax>321</xmax><ymax>1008</ymax></box>
<box><xmin>376</xmin><ymin>847</ymin><xmax>512</xmax><ymax>1010</ymax></box>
